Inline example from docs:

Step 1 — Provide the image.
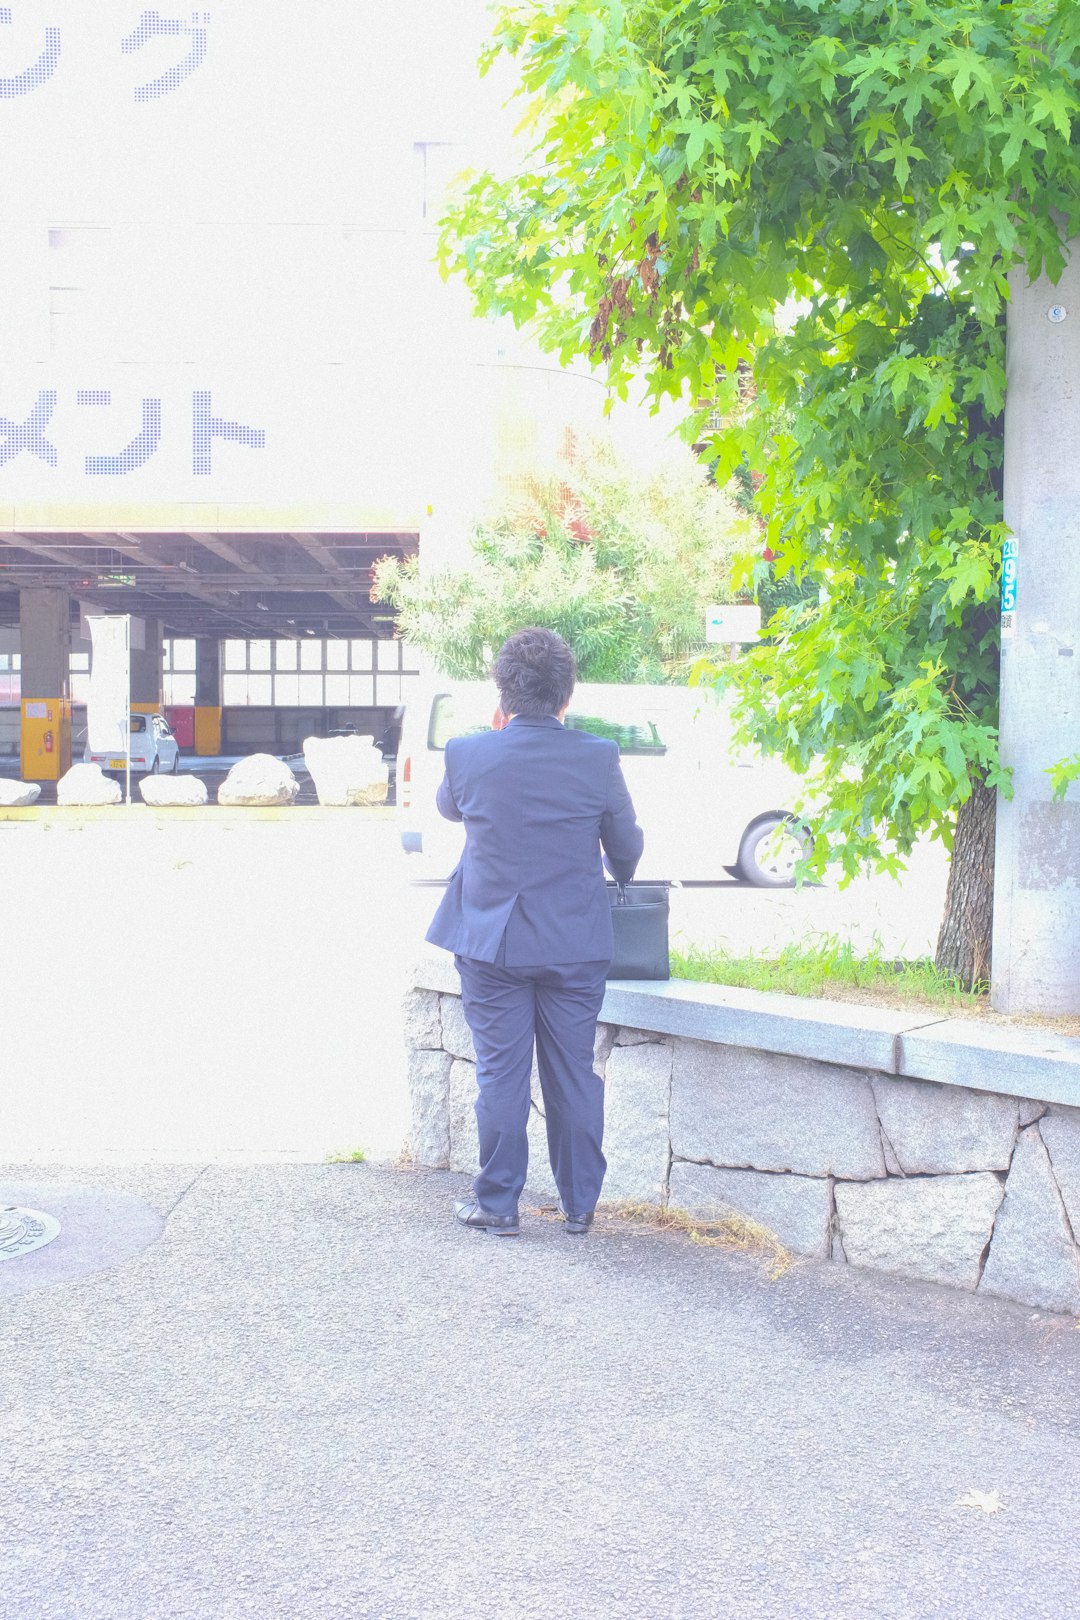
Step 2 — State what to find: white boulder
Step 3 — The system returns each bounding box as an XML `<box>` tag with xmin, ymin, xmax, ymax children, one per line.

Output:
<box><xmin>217</xmin><ymin>753</ymin><xmax>299</xmax><ymax>806</ymax></box>
<box><xmin>0</xmin><ymin>779</ymin><xmax>41</xmax><ymax>807</ymax></box>
<box><xmin>302</xmin><ymin>734</ymin><xmax>388</xmax><ymax>806</ymax></box>
<box><xmin>57</xmin><ymin>763</ymin><xmax>122</xmax><ymax>806</ymax></box>
<box><xmin>139</xmin><ymin>774</ymin><xmax>209</xmax><ymax>807</ymax></box>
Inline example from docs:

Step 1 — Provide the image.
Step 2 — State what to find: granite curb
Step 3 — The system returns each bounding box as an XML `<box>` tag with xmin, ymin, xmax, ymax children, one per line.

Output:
<box><xmin>413</xmin><ymin>949</ymin><xmax>1080</xmax><ymax>1109</ymax></box>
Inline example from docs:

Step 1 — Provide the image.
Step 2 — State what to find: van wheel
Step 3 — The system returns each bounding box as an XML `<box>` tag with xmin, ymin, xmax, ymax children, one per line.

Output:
<box><xmin>149</xmin><ymin>758</ymin><xmax>160</xmax><ymax>775</ymax></box>
<box><xmin>735</xmin><ymin>814</ymin><xmax>809</xmax><ymax>887</ymax></box>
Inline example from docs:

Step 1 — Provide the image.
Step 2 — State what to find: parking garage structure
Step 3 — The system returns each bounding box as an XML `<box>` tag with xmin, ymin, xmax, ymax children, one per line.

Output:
<box><xmin>0</xmin><ymin>530</ymin><xmax>417</xmax><ymax>780</ymax></box>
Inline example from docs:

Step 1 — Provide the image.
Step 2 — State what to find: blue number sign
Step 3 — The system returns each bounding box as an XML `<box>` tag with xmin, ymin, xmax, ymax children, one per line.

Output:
<box><xmin>1001</xmin><ymin>536</ymin><xmax>1018</xmax><ymax>614</ymax></box>
<box><xmin>1000</xmin><ymin>535</ymin><xmax>1018</xmax><ymax>639</ymax></box>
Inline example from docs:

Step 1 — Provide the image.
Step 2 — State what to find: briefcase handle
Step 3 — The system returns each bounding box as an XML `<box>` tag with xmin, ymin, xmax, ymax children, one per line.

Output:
<box><xmin>610</xmin><ymin>881</ymin><xmax>674</xmax><ymax>904</ymax></box>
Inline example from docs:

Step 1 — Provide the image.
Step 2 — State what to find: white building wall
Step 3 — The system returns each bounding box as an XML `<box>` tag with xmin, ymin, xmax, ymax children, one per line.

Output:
<box><xmin>0</xmin><ymin>0</ymin><xmax>615</xmax><ymax>535</ymax></box>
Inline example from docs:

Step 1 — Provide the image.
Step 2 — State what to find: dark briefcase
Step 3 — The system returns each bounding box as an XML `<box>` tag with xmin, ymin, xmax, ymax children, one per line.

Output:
<box><xmin>607</xmin><ymin>882</ymin><xmax>670</xmax><ymax>980</ymax></box>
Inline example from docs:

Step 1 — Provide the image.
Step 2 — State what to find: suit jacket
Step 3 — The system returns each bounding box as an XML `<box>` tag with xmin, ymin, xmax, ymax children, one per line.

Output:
<box><xmin>425</xmin><ymin>713</ymin><xmax>644</xmax><ymax>966</ymax></box>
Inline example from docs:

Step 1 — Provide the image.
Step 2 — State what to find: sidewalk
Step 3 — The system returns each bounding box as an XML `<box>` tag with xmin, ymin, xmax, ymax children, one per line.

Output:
<box><xmin>3</xmin><ymin>1160</ymin><xmax>1078</xmax><ymax>1620</ymax></box>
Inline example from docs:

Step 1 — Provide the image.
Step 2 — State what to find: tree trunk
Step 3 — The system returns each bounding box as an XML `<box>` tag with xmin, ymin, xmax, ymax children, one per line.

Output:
<box><xmin>934</xmin><ymin>777</ymin><xmax>996</xmax><ymax>990</ymax></box>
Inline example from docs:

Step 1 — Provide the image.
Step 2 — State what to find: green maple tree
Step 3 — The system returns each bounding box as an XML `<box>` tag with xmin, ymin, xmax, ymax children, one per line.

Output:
<box><xmin>437</xmin><ymin>0</ymin><xmax>1080</xmax><ymax>986</ymax></box>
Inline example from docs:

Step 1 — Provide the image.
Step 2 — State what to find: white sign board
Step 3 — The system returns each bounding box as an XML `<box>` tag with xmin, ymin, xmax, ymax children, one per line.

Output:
<box><xmin>86</xmin><ymin>615</ymin><xmax>130</xmax><ymax>753</ymax></box>
<box><xmin>79</xmin><ymin>606</ymin><xmax>144</xmax><ymax>650</ymax></box>
<box><xmin>705</xmin><ymin>604</ymin><xmax>761</xmax><ymax>644</ymax></box>
<box><xmin>0</xmin><ymin>1</ymin><xmax>514</xmax><ymax>533</ymax></box>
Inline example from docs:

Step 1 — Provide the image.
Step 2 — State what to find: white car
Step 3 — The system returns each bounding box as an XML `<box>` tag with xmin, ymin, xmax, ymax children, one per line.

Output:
<box><xmin>85</xmin><ymin>712</ymin><xmax>181</xmax><ymax>776</ymax></box>
<box><xmin>397</xmin><ymin>679</ymin><xmax>811</xmax><ymax>886</ymax></box>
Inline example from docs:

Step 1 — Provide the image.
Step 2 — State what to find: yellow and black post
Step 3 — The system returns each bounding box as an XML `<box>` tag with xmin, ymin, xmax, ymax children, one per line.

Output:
<box><xmin>194</xmin><ymin>636</ymin><xmax>223</xmax><ymax>756</ymax></box>
<box><xmin>19</xmin><ymin>587</ymin><xmax>72</xmax><ymax>783</ymax></box>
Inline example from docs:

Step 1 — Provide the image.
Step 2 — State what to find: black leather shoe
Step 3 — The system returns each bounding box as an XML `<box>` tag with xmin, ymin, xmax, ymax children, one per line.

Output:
<box><xmin>454</xmin><ymin>1197</ymin><xmax>520</xmax><ymax>1237</ymax></box>
<box><xmin>558</xmin><ymin>1201</ymin><xmax>594</xmax><ymax>1234</ymax></box>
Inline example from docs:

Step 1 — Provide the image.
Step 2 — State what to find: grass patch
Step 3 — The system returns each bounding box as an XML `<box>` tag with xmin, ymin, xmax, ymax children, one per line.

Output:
<box><xmin>326</xmin><ymin>1148</ymin><xmax>367</xmax><ymax>1164</ymax></box>
<box><xmin>602</xmin><ymin>1200</ymin><xmax>792</xmax><ymax>1279</ymax></box>
<box><xmin>672</xmin><ymin>933</ymin><xmax>986</xmax><ymax>1013</ymax></box>
<box><xmin>532</xmin><ymin>1196</ymin><xmax>791</xmax><ymax>1275</ymax></box>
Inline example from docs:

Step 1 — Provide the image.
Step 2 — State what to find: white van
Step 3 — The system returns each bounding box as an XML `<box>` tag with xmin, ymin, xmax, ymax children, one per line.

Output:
<box><xmin>397</xmin><ymin>679</ymin><xmax>810</xmax><ymax>885</ymax></box>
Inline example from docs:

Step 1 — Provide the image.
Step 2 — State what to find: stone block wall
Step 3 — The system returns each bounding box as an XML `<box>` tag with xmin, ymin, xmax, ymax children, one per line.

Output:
<box><xmin>403</xmin><ymin>981</ymin><xmax>1080</xmax><ymax>1317</ymax></box>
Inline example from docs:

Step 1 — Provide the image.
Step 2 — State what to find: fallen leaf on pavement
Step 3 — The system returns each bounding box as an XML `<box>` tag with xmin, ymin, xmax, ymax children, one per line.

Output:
<box><xmin>958</xmin><ymin>1489</ymin><xmax>1004</xmax><ymax>1513</ymax></box>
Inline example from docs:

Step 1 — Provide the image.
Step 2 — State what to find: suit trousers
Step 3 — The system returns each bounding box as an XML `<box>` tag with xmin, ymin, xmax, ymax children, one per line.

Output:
<box><xmin>455</xmin><ymin>954</ymin><xmax>609</xmax><ymax>1218</ymax></box>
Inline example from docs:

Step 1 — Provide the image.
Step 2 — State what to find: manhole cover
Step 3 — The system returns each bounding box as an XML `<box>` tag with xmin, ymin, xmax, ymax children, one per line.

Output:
<box><xmin>0</xmin><ymin>1206</ymin><xmax>61</xmax><ymax>1260</ymax></box>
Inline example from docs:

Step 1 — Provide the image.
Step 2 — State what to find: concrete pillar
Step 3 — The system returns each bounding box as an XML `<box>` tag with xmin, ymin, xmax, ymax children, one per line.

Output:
<box><xmin>194</xmin><ymin>637</ymin><xmax>222</xmax><ymax>756</ymax></box>
<box><xmin>992</xmin><ymin>242</ymin><xmax>1080</xmax><ymax>1013</ymax></box>
<box><xmin>129</xmin><ymin>617</ymin><xmax>163</xmax><ymax>713</ymax></box>
<box><xmin>19</xmin><ymin>587</ymin><xmax>72</xmax><ymax>781</ymax></box>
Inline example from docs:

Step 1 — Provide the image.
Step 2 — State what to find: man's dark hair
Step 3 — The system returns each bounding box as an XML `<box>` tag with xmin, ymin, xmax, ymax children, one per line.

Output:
<box><xmin>493</xmin><ymin>627</ymin><xmax>577</xmax><ymax>718</ymax></box>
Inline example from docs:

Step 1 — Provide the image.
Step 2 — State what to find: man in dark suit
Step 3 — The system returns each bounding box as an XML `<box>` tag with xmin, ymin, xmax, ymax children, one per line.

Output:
<box><xmin>426</xmin><ymin>627</ymin><xmax>644</xmax><ymax>1237</ymax></box>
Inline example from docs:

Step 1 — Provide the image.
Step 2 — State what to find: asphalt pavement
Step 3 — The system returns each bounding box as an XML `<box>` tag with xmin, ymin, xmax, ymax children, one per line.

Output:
<box><xmin>2</xmin><ymin>1160</ymin><xmax>1078</xmax><ymax>1620</ymax></box>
